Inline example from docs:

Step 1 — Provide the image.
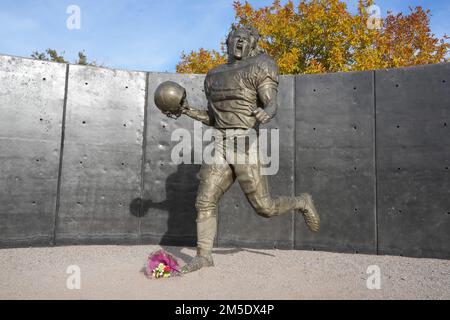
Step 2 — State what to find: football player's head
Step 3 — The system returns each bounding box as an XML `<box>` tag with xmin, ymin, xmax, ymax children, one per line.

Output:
<box><xmin>226</xmin><ymin>25</ymin><xmax>261</xmax><ymax>62</ymax></box>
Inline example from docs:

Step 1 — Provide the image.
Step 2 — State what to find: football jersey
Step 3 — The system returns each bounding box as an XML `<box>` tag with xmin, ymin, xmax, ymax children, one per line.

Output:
<box><xmin>204</xmin><ymin>53</ymin><xmax>279</xmax><ymax>129</ymax></box>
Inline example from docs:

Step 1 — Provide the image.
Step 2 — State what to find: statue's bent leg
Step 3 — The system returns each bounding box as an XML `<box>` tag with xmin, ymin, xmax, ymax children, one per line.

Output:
<box><xmin>234</xmin><ymin>161</ymin><xmax>320</xmax><ymax>232</ymax></box>
<box><xmin>181</xmin><ymin>163</ymin><xmax>235</xmax><ymax>274</ymax></box>
<box><xmin>234</xmin><ymin>162</ymin><xmax>295</xmax><ymax>217</ymax></box>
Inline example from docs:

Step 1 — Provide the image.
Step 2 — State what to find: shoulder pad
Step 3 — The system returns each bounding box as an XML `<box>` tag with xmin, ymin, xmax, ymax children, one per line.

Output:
<box><xmin>207</xmin><ymin>63</ymin><xmax>227</xmax><ymax>76</ymax></box>
<box><xmin>254</xmin><ymin>54</ymin><xmax>278</xmax><ymax>75</ymax></box>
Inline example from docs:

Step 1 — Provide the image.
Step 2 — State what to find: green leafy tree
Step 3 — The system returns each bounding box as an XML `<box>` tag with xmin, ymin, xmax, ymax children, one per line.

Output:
<box><xmin>31</xmin><ymin>49</ymin><xmax>99</xmax><ymax>66</ymax></box>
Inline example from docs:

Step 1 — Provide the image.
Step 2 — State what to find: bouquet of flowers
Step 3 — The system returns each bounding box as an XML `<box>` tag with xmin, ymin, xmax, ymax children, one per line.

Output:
<box><xmin>146</xmin><ymin>249</ymin><xmax>181</xmax><ymax>279</ymax></box>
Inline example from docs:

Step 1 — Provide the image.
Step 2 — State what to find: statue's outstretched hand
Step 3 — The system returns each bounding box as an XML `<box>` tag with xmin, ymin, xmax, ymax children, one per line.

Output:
<box><xmin>252</xmin><ymin>108</ymin><xmax>271</xmax><ymax>124</ymax></box>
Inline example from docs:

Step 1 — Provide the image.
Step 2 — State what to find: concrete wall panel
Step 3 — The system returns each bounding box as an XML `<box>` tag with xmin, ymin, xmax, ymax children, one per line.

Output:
<box><xmin>0</xmin><ymin>56</ymin><xmax>66</xmax><ymax>246</ymax></box>
<box><xmin>141</xmin><ymin>73</ymin><xmax>206</xmax><ymax>246</ymax></box>
<box><xmin>376</xmin><ymin>64</ymin><xmax>450</xmax><ymax>259</ymax></box>
<box><xmin>295</xmin><ymin>71</ymin><xmax>376</xmax><ymax>254</ymax></box>
<box><xmin>56</xmin><ymin>65</ymin><xmax>146</xmax><ymax>244</ymax></box>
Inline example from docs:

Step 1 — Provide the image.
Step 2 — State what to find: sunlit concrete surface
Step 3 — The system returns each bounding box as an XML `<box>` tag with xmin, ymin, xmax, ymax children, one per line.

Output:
<box><xmin>0</xmin><ymin>245</ymin><xmax>449</xmax><ymax>300</ymax></box>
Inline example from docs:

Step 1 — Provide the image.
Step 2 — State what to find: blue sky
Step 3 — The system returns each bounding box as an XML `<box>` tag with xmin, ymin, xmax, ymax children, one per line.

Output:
<box><xmin>0</xmin><ymin>0</ymin><xmax>448</xmax><ymax>72</ymax></box>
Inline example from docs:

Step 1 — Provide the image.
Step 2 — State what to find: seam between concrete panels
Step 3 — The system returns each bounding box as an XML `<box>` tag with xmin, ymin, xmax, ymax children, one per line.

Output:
<box><xmin>293</xmin><ymin>75</ymin><xmax>298</xmax><ymax>250</ymax></box>
<box><xmin>53</xmin><ymin>63</ymin><xmax>70</xmax><ymax>246</ymax></box>
<box><xmin>373</xmin><ymin>70</ymin><xmax>379</xmax><ymax>255</ymax></box>
<box><xmin>291</xmin><ymin>76</ymin><xmax>296</xmax><ymax>250</ymax></box>
<box><xmin>139</xmin><ymin>72</ymin><xmax>150</xmax><ymax>243</ymax></box>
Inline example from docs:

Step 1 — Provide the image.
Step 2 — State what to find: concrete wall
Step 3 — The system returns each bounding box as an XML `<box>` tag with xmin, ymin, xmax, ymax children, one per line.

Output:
<box><xmin>0</xmin><ymin>54</ymin><xmax>449</xmax><ymax>259</ymax></box>
<box><xmin>295</xmin><ymin>71</ymin><xmax>376</xmax><ymax>254</ymax></box>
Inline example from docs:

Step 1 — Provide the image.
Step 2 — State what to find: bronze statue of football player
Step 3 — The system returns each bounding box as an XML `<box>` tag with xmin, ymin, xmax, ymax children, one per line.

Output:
<box><xmin>154</xmin><ymin>25</ymin><xmax>320</xmax><ymax>274</ymax></box>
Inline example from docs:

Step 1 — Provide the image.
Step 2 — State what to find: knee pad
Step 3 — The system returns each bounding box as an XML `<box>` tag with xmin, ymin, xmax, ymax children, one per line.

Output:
<box><xmin>196</xmin><ymin>210</ymin><xmax>217</xmax><ymax>222</ymax></box>
<box><xmin>195</xmin><ymin>192</ymin><xmax>218</xmax><ymax>213</ymax></box>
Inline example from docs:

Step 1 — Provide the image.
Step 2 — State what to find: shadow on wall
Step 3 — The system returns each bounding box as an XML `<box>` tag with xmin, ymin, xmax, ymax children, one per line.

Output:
<box><xmin>128</xmin><ymin>164</ymin><xmax>211</xmax><ymax>262</ymax></box>
<box><xmin>129</xmin><ymin>164</ymin><xmax>200</xmax><ymax>235</ymax></box>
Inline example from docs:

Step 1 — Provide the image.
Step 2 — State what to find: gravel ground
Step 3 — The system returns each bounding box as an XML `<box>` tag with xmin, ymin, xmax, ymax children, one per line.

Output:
<box><xmin>0</xmin><ymin>245</ymin><xmax>449</xmax><ymax>300</ymax></box>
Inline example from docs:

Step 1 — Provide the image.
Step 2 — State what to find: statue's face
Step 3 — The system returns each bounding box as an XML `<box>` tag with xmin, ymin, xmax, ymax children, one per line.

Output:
<box><xmin>228</xmin><ymin>29</ymin><xmax>254</xmax><ymax>61</ymax></box>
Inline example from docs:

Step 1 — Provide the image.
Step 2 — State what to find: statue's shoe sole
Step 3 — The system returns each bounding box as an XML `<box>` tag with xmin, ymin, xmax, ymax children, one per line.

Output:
<box><xmin>300</xmin><ymin>193</ymin><xmax>320</xmax><ymax>232</ymax></box>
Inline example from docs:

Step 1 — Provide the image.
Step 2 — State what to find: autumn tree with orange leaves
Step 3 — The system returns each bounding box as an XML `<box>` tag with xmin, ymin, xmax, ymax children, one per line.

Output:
<box><xmin>176</xmin><ymin>0</ymin><xmax>449</xmax><ymax>74</ymax></box>
<box><xmin>176</xmin><ymin>48</ymin><xmax>227</xmax><ymax>74</ymax></box>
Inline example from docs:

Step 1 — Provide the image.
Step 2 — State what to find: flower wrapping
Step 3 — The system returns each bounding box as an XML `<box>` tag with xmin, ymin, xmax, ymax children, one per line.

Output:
<box><xmin>146</xmin><ymin>249</ymin><xmax>181</xmax><ymax>279</ymax></box>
